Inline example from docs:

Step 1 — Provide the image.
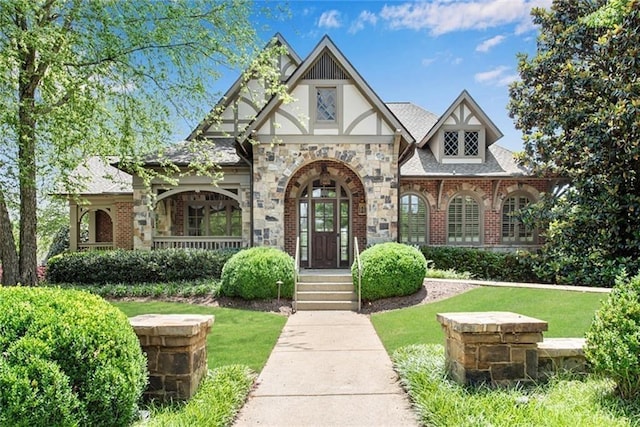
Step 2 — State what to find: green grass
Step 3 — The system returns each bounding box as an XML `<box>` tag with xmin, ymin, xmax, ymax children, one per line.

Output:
<box><xmin>113</xmin><ymin>301</ymin><xmax>286</xmax><ymax>372</ymax></box>
<box><xmin>372</xmin><ymin>286</ymin><xmax>606</xmax><ymax>354</ymax></box>
<box><xmin>142</xmin><ymin>365</ymin><xmax>255</xmax><ymax>427</ymax></box>
<box><xmin>394</xmin><ymin>344</ymin><xmax>640</xmax><ymax>427</ymax></box>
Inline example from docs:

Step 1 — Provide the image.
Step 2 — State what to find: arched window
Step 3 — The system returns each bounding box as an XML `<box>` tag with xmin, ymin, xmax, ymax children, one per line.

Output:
<box><xmin>502</xmin><ymin>194</ymin><xmax>534</xmax><ymax>244</ymax></box>
<box><xmin>447</xmin><ymin>194</ymin><xmax>481</xmax><ymax>243</ymax></box>
<box><xmin>400</xmin><ymin>194</ymin><xmax>428</xmax><ymax>244</ymax></box>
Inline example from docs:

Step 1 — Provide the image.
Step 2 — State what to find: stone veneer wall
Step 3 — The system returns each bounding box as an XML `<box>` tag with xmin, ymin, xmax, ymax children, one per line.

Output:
<box><xmin>437</xmin><ymin>311</ymin><xmax>548</xmax><ymax>386</ymax></box>
<box><xmin>133</xmin><ymin>188</ymin><xmax>153</xmax><ymax>250</ymax></box>
<box><xmin>253</xmin><ymin>142</ymin><xmax>398</xmax><ymax>249</ymax></box>
<box><xmin>130</xmin><ymin>314</ymin><xmax>214</xmax><ymax>401</ymax></box>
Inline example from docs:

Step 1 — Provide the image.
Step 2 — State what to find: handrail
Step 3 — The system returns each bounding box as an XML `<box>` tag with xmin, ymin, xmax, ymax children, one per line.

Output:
<box><xmin>354</xmin><ymin>237</ymin><xmax>362</xmax><ymax>312</ymax></box>
<box><xmin>293</xmin><ymin>236</ymin><xmax>300</xmax><ymax>313</ymax></box>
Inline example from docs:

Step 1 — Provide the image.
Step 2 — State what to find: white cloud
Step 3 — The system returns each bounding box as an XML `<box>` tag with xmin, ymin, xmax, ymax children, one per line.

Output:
<box><xmin>474</xmin><ymin>65</ymin><xmax>517</xmax><ymax>86</ymax></box>
<box><xmin>349</xmin><ymin>10</ymin><xmax>378</xmax><ymax>34</ymax></box>
<box><xmin>379</xmin><ymin>0</ymin><xmax>552</xmax><ymax>36</ymax></box>
<box><xmin>476</xmin><ymin>35</ymin><xmax>506</xmax><ymax>52</ymax></box>
<box><xmin>318</xmin><ymin>10</ymin><xmax>342</xmax><ymax>29</ymax></box>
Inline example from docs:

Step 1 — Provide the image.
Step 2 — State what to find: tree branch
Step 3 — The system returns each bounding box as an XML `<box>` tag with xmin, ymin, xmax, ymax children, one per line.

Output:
<box><xmin>65</xmin><ymin>41</ymin><xmax>199</xmax><ymax>68</ymax></box>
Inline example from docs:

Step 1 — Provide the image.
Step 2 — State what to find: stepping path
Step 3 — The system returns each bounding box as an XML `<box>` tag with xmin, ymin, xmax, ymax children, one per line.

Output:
<box><xmin>234</xmin><ymin>311</ymin><xmax>418</xmax><ymax>427</ymax></box>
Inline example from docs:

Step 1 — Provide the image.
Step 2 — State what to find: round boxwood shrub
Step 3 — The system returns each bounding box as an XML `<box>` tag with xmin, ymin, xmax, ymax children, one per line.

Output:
<box><xmin>220</xmin><ymin>247</ymin><xmax>295</xmax><ymax>299</ymax></box>
<box><xmin>353</xmin><ymin>242</ymin><xmax>427</xmax><ymax>301</ymax></box>
<box><xmin>585</xmin><ymin>271</ymin><xmax>640</xmax><ymax>399</ymax></box>
<box><xmin>0</xmin><ymin>287</ymin><xmax>147</xmax><ymax>426</ymax></box>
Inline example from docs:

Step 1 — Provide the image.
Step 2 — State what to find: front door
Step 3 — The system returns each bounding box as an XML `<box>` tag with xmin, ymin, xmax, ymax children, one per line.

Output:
<box><xmin>311</xmin><ymin>200</ymin><xmax>337</xmax><ymax>268</ymax></box>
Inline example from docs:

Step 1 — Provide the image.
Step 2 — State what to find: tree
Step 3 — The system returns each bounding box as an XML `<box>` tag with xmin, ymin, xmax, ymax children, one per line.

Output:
<box><xmin>508</xmin><ymin>0</ymin><xmax>640</xmax><ymax>286</ymax></box>
<box><xmin>0</xmin><ymin>0</ymin><xmax>285</xmax><ymax>285</ymax></box>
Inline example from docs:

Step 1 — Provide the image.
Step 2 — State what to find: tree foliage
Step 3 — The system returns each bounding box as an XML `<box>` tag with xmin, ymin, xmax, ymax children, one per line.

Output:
<box><xmin>0</xmin><ymin>0</ymin><xmax>284</xmax><ymax>285</ymax></box>
<box><xmin>509</xmin><ymin>0</ymin><xmax>640</xmax><ymax>286</ymax></box>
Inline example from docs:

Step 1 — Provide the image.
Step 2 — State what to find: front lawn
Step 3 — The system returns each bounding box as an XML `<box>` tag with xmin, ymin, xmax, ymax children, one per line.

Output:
<box><xmin>371</xmin><ymin>286</ymin><xmax>606</xmax><ymax>354</ymax></box>
<box><xmin>114</xmin><ymin>301</ymin><xmax>287</xmax><ymax>372</ymax></box>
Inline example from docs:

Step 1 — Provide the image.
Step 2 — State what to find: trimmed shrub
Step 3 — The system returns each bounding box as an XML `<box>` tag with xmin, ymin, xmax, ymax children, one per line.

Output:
<box><xmin>419</xmin><ymin>246</ymin><xmax>540</xmax><ymax>283</ymax></box>
<box><xmin>0</xmin><ymin>287</ymin><xmax>147</xmax><ymax>426</ymax></box>
<box><xmin>46</xmin><ymin>248</ymin><xmax>239</xmax><ymax>284</ymax></box>
<box><xmin>220</xmin><ymin>247</ymin><xmax>294</xmax><ymax>299</ymax></box>
<box><xmin>45</xmin><ymin>225</ymin><xmax>70</xmax><ymax>261</ymax></box>
<box><xmin>585</xmin><ymin>271</ymin><xmax>640</xmax><ymax>399</ymax></box>
<box><xmin>353</xmin><ymin>242</ymin><xmax>427</xmax><ymax>301</ymax></box>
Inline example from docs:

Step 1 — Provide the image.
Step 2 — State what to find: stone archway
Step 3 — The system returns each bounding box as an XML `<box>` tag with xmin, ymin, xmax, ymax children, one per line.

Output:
<box><xmin>284</xmin><ymin>160</ymin><xmax>366</xmax><ymax>268</ymax></box>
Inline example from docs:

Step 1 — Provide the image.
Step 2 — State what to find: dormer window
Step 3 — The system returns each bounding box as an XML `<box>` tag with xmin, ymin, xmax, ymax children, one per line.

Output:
<box><xmin>444</xmin><ymin>130</ymin><xmax>480</xmax><ymax>157</ymax></box>
<box><xmin>316</xmin><ymin>87</ymin><xmax>337</xmax><ymax>122</ymax></box>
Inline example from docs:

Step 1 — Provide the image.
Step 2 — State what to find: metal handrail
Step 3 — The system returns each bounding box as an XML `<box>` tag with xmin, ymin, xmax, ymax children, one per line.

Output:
<box><xmin>354</xmin><ymin>237</ymin><xmax>362</xmax><ymax>312</ymax></box>
<box><xmin>293</xmin><ymin>236</ymin><xmax>300</xmax><ymax>313</ymax></box>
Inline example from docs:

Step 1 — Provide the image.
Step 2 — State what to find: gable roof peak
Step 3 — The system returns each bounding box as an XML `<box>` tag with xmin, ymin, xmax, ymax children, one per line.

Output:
<box><xmin>418</xmin><ymin>89</ymin><xmax>503</xmax><ymax>148</ymax></box>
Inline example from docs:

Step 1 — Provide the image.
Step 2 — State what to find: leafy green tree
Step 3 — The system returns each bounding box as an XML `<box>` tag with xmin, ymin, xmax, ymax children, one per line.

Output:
<box><xmin>509</xmin><ymin>0</ymin><xmax>640</xmax><ymax>286</ymax></box>
<box><xmin>0</xmin><ymin>0</ymin><xmax>285</xmax><ymax>285</ymax></box>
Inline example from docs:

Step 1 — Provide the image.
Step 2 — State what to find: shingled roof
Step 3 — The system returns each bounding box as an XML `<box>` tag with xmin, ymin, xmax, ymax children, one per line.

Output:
<box><xmin>142</xmin><ymin>138</ymin><xmax>243</xmax><ymax>167</ymax></box>
<box><xmin>386</xmin><ymin>102</ymin><xmax>438</xmax><ymax>142</ymax></box>
<box><xmin>401</xmin><ymin>143</ymin><xmax>528</xmax><ymax>177</ymax></box>
<box><xmin>62</xmin><ymin>156</ymin><xmax>132</xmax><ymax>195</ymax></box>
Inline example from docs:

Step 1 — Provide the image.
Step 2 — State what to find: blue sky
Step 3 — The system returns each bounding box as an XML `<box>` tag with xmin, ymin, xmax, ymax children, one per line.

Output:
<box><xmin>193</xmin><ymin>0</ymin><xmax>554</xmax><ymax>152</ymax></box>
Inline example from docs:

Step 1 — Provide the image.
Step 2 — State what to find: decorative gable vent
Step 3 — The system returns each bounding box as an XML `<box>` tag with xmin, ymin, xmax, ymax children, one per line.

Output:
<box><xmin>303</xmin><ymin>51</ymin><xmax>349</xmax><ymax>80</ymax></box>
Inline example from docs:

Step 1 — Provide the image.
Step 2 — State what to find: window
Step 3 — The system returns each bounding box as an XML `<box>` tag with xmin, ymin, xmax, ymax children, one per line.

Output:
<box><xmin>185</xmin><ymin>193</ymin><xmax>241</xmax><ymax>237</ymax></box>
<box><xmin>448</xmin><ymin>195</ymin><xmax>480</xmax><ymax>243</ymax></box>
<box><xmin>464</xmin><ymin>131</ymin><xmax>479</xmax><ymax>156</ymax></box>
<box><xmin>444</xmin><ymin>131</ymin><xmax>458</xmax><ymax>156</ymax></box>
<box><xmin>502</xmin><ymin>195</ymin><xmax>534</xmax><ymax>244</ymax></box>
<box><xmin>443</xmin><ymin>130</ymin><xmax>480</xmax><ymax>157</ymax></box>
<box><xmin>400</xmin><ymin>194</ymin><xmax>428</xmax><ymax>244</ymax></box>
<box><xmin>316</xmin><ymin>87</ymin><xmax>337</xmax><ymax>122</ymax></box>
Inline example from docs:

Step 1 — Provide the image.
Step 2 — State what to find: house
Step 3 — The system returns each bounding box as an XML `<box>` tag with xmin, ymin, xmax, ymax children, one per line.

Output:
<box><xmin>68</xmin><ymin>34</ymin><xmax>553</xmax><ymax>269</ymax></box>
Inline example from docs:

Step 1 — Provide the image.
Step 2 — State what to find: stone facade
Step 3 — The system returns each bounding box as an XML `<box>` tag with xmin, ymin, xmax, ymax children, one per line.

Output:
<box><xmin>130</xmin><ymin>314</ymin><xmax>214</xmax><ymax>401</ymax></box>
<box><xmin>437</xmin><ymin>311</ymin><xmax>548</xmax><ymax>386</ymax></box>
<box><xmin>253</xmin><ymin>140</ymin><xmax>398</xmax><ymax>249</ymax></box>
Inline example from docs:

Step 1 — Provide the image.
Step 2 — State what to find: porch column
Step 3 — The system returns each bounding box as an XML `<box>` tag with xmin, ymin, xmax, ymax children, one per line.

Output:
<box><xmin>133</xmin><ymin>188</ymin><xmax>153</xmax><ymax>250</ymax></box>
<box><xmin>69</xmin><ymin>201</ymin><xmax>78</xmax><ymax>252</ymax></box>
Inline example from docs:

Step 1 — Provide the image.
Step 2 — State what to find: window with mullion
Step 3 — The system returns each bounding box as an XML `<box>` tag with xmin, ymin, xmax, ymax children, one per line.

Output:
<box><xmin>448</xmin><ymin>195</ymin><xmax>480</xmax><ymax>243</ymax></box>
<box><xmin>502</xmin><ymin>195</ymin><xmax>533</xmax><ymax>243</ymax></box>
<box><xmin>316</xmin><ymin>87</ymin><xmax>337</xmax><ymax>122</ymax></box>
<box><xmin>400</xmin><ymin>194</ymin><xmax>427</xmax><ymax>244</ymax></box>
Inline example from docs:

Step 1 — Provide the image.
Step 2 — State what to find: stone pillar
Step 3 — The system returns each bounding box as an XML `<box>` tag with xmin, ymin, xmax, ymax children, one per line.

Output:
<box><xmin>437</xmin><ymin>311</ymin><xmax>548</xmax><ymax>386</ymax></box>
<box><xmin>130</xmin><ymin>314</ymin><xmax>214</xmax><ymax>401</ymax></box>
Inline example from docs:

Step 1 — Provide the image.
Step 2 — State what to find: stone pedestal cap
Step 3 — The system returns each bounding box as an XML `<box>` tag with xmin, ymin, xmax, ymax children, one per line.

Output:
<box><xmin>437</xmin><ymin>311</ymin><xmax>548</xmax><ymax>334</ymax></box>
<box><xmin>130</xmin><ymin>314</ymin><xmax>214</xmax><ymax>337</ymax></box>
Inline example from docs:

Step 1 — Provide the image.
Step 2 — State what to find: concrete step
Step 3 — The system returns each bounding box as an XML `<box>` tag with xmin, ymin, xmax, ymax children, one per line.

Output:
<box><xmin>296</xmin><ymin>300</ymin><xmax>359</xmax><ymax>311</ymax></box>
<box><xmin>297</xmin><ymin>290</ymin><xmax>357</xmax><ymax>302</ymax></box>
<box><xmin>297</xmin><ymin>282</ymin><xmax>354</xmax><ymax>292</ymax></box>
<box><xmin>298</xmin><ymin>273</ymin><xmax>352</xmax><ymax>283</ymax></box>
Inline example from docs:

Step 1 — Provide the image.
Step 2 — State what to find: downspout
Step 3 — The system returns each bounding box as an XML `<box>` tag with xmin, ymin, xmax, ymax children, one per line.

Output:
<box><xmin>237</xmin><ymin>142</ymin><xmax>254</xmax><ymax>247</ymax></box>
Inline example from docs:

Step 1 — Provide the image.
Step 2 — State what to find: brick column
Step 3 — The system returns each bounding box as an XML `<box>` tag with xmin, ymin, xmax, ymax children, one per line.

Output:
<box><xmin>130</xmin><ymin>314</ymin><xmax>214</xmax><ymax>401</ymax></box>
<box><xmin>437</xmin><ymin>311</ymin><xmax>548</xmax><ymax>386</ymax></box>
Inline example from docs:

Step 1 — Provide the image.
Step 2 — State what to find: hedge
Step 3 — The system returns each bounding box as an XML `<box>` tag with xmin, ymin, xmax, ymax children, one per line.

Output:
<box><xmin>46</xmin><ymin>248</ymin><xmax>240</xmax><ymax>284</ymax></box>
<box><xmin>419</xmin><ymin>246</ymin><xmax>541</xmax><ymax>283</ymax></box>
<box><xmin>0</xmin><ymin>287</ymin><xmax>147</xmax><ymax>426</ymax></box>
<box><xmin>354</xmin><ymin>243</ymin><xmax>427</xmax><ymax>301</ymax></box>
<box><xmin>220</xmin><ymin>247</ymin><xmax>295</xmax><ymax>300</ymax></box>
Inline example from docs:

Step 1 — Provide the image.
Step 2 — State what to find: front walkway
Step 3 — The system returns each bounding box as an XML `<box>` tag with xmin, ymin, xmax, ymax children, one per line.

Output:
<box><xmin>233</xmin><ymin>311</ymin><xmax>418</xmax><ymax>427</ymax></box>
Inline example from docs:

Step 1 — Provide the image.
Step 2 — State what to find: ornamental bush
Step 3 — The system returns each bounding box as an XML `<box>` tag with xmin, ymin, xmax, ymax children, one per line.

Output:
<box><xmin>46</xmin><ymin>248</ymin><xmax>239</xmax><ymax>284</ymax></box>
<box><xmin>220</xmin><ymin>247</ymin><xmax>294</xmax><ymax>300</ymax></box>
<box><xmin>353</xmin><ymin>242</ymin><xmax>427</xmax><ymax>301</ymax></box>
<box><xmin>585</xmin><ymin>271</ymin><xmax>640</xmax><ymax>399</ymax></box>
<box><xmin>0</xmin><ymin>287</ymin><xmax>147</xmax><ymax>426</ymax></box>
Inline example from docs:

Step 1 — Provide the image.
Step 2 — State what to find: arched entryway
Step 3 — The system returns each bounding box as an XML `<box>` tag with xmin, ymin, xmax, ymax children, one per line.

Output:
<box><xmin>284</xmin><ymin>161</ymin><xmax>366</xmax><ymax>269</ymax></box>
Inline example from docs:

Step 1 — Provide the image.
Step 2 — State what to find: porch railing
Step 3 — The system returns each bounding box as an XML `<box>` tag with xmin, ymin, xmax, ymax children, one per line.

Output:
<box><xmin>78</xmin><ymin>242</ymin><xmax>115</xmax><ymax>251</ymax></box>
<box><xmin>293</xmin><ymin>236</ymin><xmax>300</xmax><ymax>313</ymax></box>
<box><xmin>353</xmin><ymin>237</ymin><xmax>362</xmax><ymax>312</ymax></box>
<box><xmin>152</xmin><ymin>237</ymin><xmax>243</xmax><ymax>250</ymax></box>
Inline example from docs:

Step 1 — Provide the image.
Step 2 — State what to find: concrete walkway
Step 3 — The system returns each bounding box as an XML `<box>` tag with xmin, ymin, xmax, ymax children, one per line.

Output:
<box><xmin>233</xmin><ymin>311</ymin><xmax>418</xmax><ymax>427</ymax></box>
